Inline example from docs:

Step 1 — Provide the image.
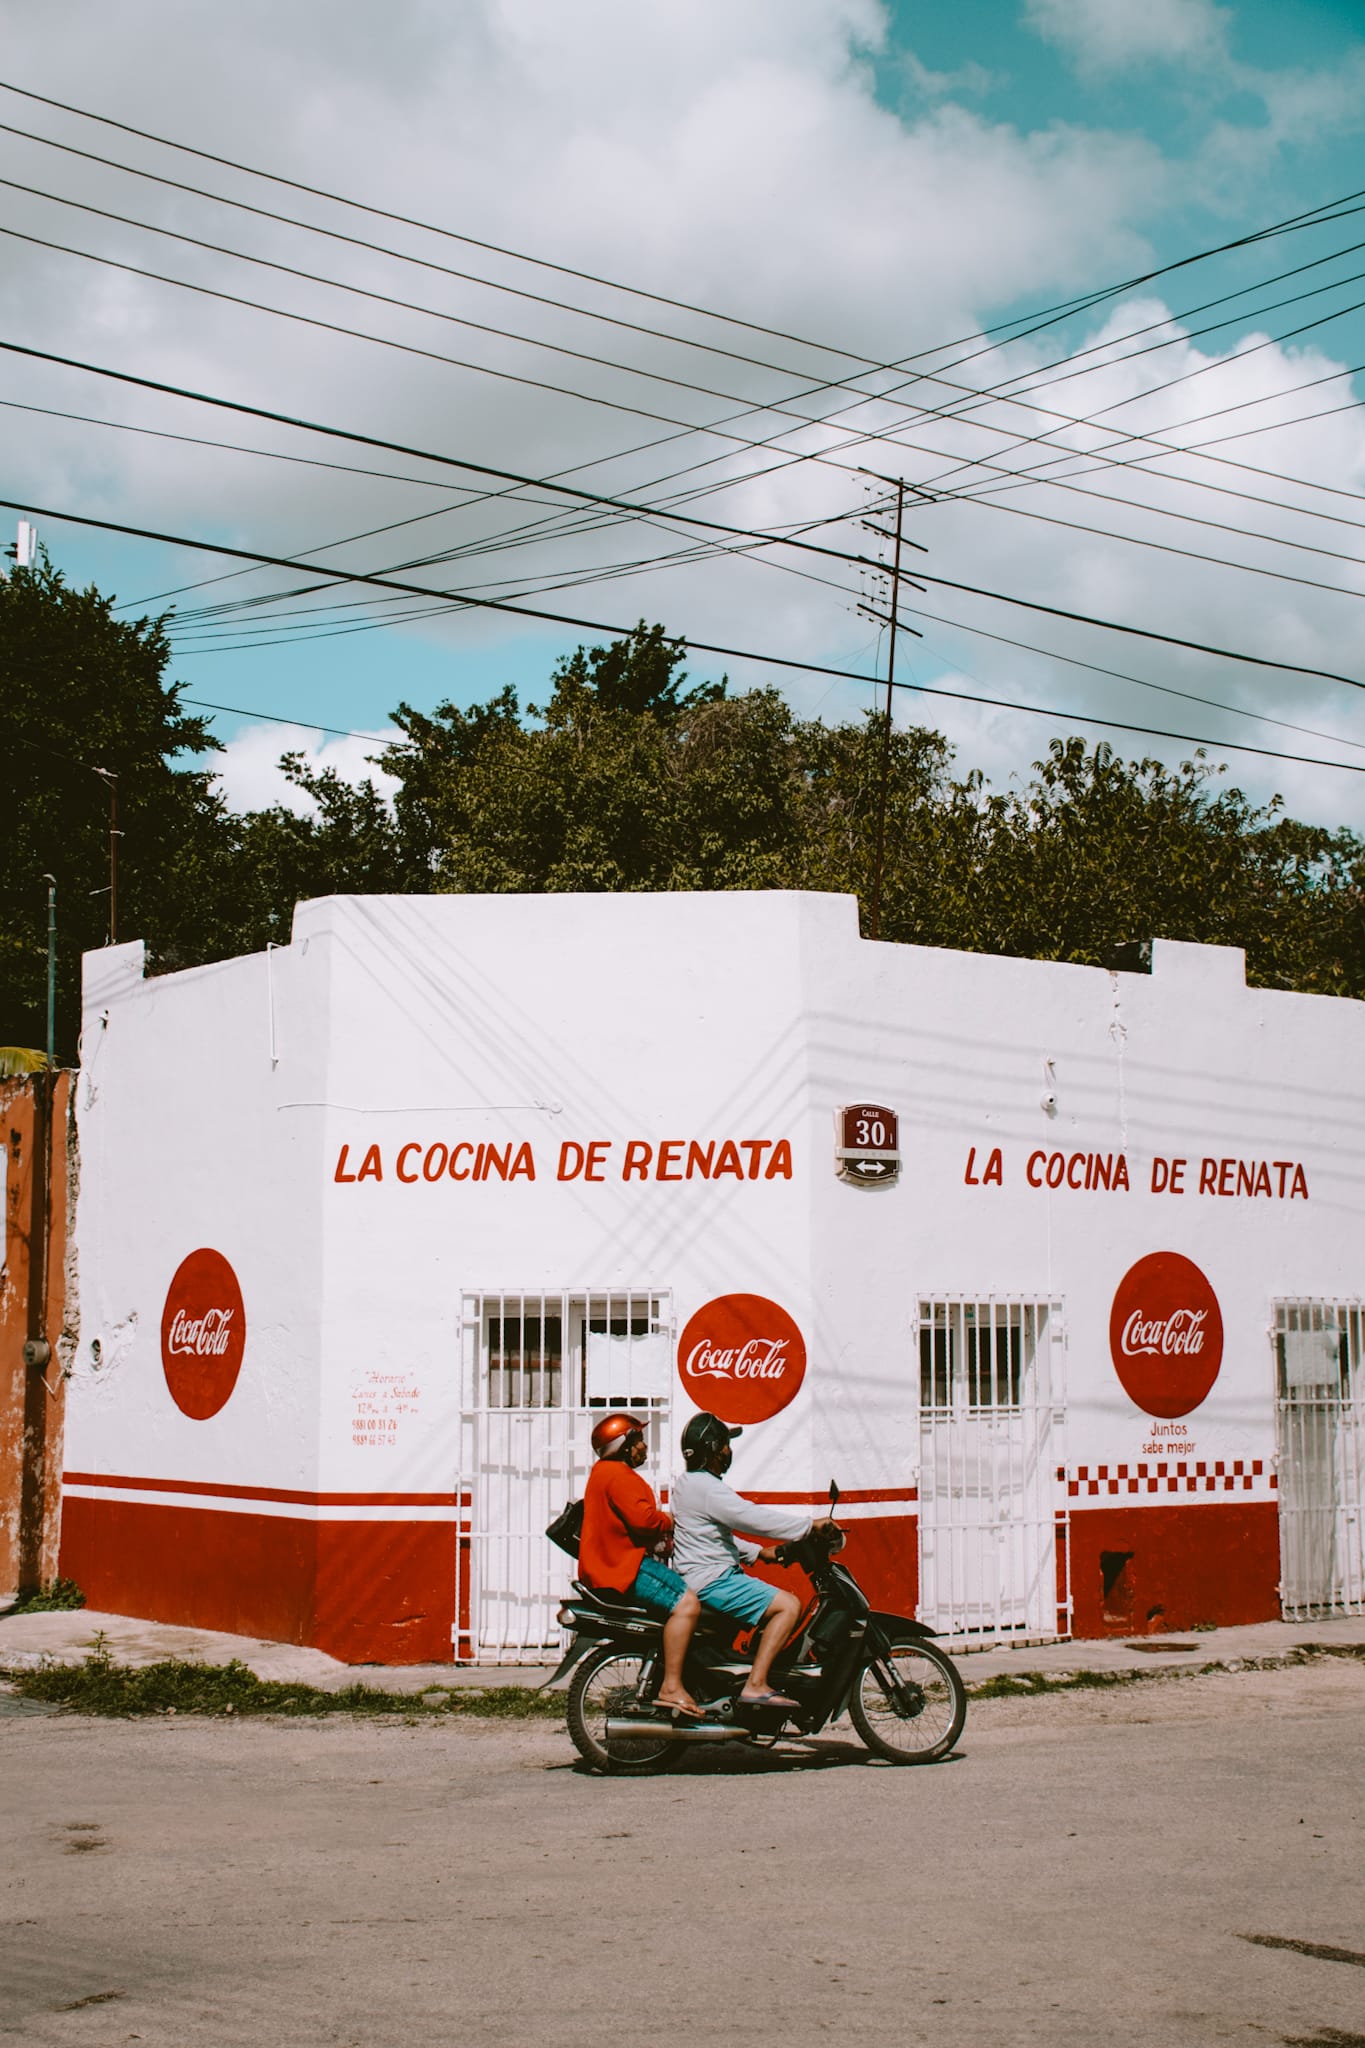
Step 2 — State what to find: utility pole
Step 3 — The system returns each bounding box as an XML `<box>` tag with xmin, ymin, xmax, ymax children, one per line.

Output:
<box><xmin>43</xmin><ymin>874</ymin><xmax>56</xmax><ymax>1070</ymax></box>
<box><xmin>857</xmin><ymin>479</ymin><xmax>925</xmax><ymax>941</ymax></box>
<box><xmin>870</xmin><ymin>479</ymin><xmax>905</xmax><ymax>942</ymax></box>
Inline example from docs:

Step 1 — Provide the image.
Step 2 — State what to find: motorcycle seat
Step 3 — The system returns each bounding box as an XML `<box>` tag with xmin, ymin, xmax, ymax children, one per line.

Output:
<box><xmin>570</xmin><ymin>1581</ymin><xmax>658</xmax><ymax>1623</ymax></box>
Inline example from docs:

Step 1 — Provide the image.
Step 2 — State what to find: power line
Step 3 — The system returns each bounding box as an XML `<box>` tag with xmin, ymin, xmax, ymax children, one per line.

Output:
<box><xmin>0</xmin><ymin>393</ymin><xmax>525</xmax><ymax>495</ymax></box>
<box><xmin>0</xmin><ymin>219</ymin><xmax>770</xmax><ymax>443</ymax></box>
<box><xmin>47</xmin><ymin>171</ymin><xmax>1362</xmax><ymax>579</ymax></box>
<box><xmin>162</xmin><ymin>502</ymin><xmax>1365</xmax><ymax>771</ymax></box>
<box><xmin>7</xmin><ymin>81</ymin><xmax>1365</xmax><ymax>561</ymax></box>
<box><xmin>12</xmin><ymin>170</ymin><xmax>1365</xmax><ymax>616</ymax></box>
<box><xmin>182</xmin><ymin>695</ymin><xmax>382</xmax><ymax>742</ymax></box>
<box><xmin>904</xmin><ymin>265</ymin><xmax>1365</xmax><ymax>489</ymax></box>
<box><xmin>21</xmin><ymin>338</ymin><xmax>1365</xmax><ymax>681</ymax></box>
<box><xmin>174</xmin><ymin>515</ymin><xmax>1365</xmax><ymax>767</ymax></box>
<box><xmin>172</xmin><ymin>674</ymin><xmax>1365</xmax><ymax>782</ymax></box>
<box><xmin>10</xmin><ymin>282</ymin><xmax>1365</xmax><ymax>697</ymax></box>
<box><xmin>8</xmin><ymin>132</ymin><xmax>1364</xmax><ymax>517</ymax></box>
<box><xmin>11</xmin><ymin>73</ymin><xmax>1365</xmax><ymax>382</ymax></box>
<box><xmin>0</xmin><ymin>336</ymin><xmax>927</xmax><ymax>577</ymax></box>
<box><xmin>9</xmin><ymin>489</ymin><xmax>1365</xmax><ymax>724</ymax></box>
<box><xmin>0</xmin><ymin>172</ymin><xmax>878</xmax><ymax>427</ymax></box>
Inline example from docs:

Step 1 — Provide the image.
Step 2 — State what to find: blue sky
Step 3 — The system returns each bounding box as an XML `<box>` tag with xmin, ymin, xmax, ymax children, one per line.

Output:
<box><xmin>8</xmin><ymin>0</ymin><xmax>1365</xmax><ymax>822</ymax></box>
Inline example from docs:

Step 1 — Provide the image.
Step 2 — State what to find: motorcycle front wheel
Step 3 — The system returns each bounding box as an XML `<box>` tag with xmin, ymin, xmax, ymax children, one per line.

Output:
<box><xmin>850</xmin><ymin>1639</ymin><xmax>966</xmax><ymax>1764</ymax></box>
<box><xmin>566</xmin><ymin>1646</ymin><xmax>687</xmax><ymax>1776</ymax></box>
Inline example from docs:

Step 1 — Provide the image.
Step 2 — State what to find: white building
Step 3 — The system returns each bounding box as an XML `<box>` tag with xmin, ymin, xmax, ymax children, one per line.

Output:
<box><xmin>62</xmin><ymin>891</ymin><xmax>1365</xmax><ymax>1662</ymax></box>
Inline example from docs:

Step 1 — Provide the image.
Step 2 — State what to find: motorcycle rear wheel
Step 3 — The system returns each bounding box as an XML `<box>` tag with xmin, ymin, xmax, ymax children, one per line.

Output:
<box><xmin>850</xmin><ymin>1639</ymin><xmax>966</xmax><ymax>1763</ymax></box>
<box><xmin>566</xmin><ymin>1646</ymin><xmax>687</xmax><ymax>1775</ymax></box>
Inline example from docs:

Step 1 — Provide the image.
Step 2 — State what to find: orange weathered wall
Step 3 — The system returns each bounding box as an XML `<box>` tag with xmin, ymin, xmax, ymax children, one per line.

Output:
<box><xmin>1</xmin><ymin>1073</ymin><xmax>74</xmax><ymax>1599</ymax></box>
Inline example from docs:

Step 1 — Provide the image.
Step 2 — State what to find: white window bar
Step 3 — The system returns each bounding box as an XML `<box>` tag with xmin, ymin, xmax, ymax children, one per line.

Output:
<box><xmin>1274</xmin><ymin>1298</ymin><xmax>1365</xmax><ymax>1620</ymax></box>
<box><xmin>916</xmin><ymin>1295</ymin><xmax>1068</xmax><ymax>1642</ymax></box>
<box><xmin>456</xmin><ymin>1289</ymin><xmax>673</xmax><ymax>1662</ymax></box>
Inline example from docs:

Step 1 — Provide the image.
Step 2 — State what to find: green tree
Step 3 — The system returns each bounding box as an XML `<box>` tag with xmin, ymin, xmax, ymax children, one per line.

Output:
<box><xmin>941</xmin><ymin>738</ymin><xmax>1365</xmax><ymax>996</ymax></box>
<box><xmin>383</xmin><ymin>623</ymin><xmax>804</xmax><ymax>893</ymax></box>
<box><xmin>0</xmin><ymin>560</ymin><xmax>241</xmax><ymax>1058</ymax></box>
<box><xmin>8</xmin><ymin>578</ymin><xmax>1364</xmax><ymax>1040</ymax></box>
<box><xmin>230</xmin><ymin>755</ymin><xmax>416</xmax><ymax>945</ymax></box>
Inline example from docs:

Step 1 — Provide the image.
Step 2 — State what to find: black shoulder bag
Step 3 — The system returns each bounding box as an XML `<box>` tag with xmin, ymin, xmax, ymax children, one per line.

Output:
<box><xmin>545</xmin><ymin>1497</ymin><xmax>584</xmax><ymax>1559</ymax></box>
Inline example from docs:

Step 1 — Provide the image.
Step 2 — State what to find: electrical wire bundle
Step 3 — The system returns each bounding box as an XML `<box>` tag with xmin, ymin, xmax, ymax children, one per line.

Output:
<box><xmin>3</xmin><ymin>78</ymin><xmax>1365</xmax><ymax>777</ymax></box>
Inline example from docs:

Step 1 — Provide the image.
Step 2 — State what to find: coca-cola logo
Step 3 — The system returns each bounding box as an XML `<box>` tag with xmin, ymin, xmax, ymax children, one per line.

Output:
<box><xmin>166</xmin><ymin>1307</ymin><xmax>236</xmax><ymax>1357</ymax></box>
<box><xmin>677</xmin><ymin>1294</ymin><xmax>806</xmax><ymax>1424</ymax></box>
<box><xmin>160</xmin><ymin>1249</ymin><xmax>246</xmax><ymax>1419</ymax></box>
<box><xmin>1109</xmin><ymin>1252</ymin><xmax>1223</xmax><ymax>1418</ymax></box>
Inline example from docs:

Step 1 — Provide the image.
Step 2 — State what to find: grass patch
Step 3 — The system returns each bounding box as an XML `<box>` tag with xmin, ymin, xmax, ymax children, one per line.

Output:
<box><xmin>7</xmin><ymin>1578</ymin><xmax>86</xmax><ymax>1616</ymax></box>
<box><xmin>968</xmin><ymin>1668</ymin><xmax>1144</xmax><ymax>1700</ymax></box>
<box><xmin>2</xmin><ymin>1651</ymin><xmax>565</xmax><ymax>1721</ymax></box>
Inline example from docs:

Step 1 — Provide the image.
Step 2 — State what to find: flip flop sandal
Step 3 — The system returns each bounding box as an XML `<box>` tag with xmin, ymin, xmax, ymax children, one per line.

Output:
<box><xmin>663</xmin><ymin>1701</ymin><xmax>706</xmax><ymax>1721</ymax></box>
<box><xmin>739</xmin><ymin>1690</ymin><xmax>798</xmax><ymax>1711</ymax></box>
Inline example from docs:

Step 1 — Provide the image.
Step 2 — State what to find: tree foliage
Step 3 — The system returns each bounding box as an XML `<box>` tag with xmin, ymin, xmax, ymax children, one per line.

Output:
<box><xmin>6</xmin><ymin>592</ymin><xmax>1365</xmax><ymax>1059</ymax></box>
<box><xmin>0</xmin><ymin>560</ymin><xmax>241</xmax><ymax>1056</ymax></box>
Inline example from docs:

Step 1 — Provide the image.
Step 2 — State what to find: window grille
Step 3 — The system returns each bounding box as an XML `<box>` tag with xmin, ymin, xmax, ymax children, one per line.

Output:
<box><xmin>915</xmin><ymin>1296</ymin><xmax>1067</xmax><ymax>1642</ymax></box>
<box><xmin>1274</xmin><ymin>1299</ymin><xmax>1365</xmax><ymax>1619</ymax></box>
<box><xmin>920</xmin><ymin>1299</ymin><xmax>1038</xmax><ymax>1415</ymax></box>
<box><xmin>457</xmin><ymin>1289</ymin><xmax>672</xmax><ymax>1661</ymax></box>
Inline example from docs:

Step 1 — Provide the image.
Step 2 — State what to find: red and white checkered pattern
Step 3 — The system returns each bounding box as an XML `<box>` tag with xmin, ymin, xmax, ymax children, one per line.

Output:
<box><xmin>1062</xmin><ymin>1459</ymin><xmax>1274</xmax><ymax>1499</ymax></box>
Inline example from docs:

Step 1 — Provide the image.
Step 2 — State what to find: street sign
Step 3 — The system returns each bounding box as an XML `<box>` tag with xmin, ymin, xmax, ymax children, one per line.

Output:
<box><xmin>836</xmin><ymin>1102</ymin><xmax>900</xmax><ymax>1186</ymax></box>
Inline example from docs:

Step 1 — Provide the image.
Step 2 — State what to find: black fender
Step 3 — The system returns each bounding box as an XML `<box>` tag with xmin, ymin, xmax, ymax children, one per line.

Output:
<box><xmin>866</xmin><ymin>1610</ymin><xmax>937</xmax><ymax>1648</ymax></box>
<box><xmin>539</xmin><ymin>1634</ymin><xmax>599</xmax><ymax>1691</ymax></box>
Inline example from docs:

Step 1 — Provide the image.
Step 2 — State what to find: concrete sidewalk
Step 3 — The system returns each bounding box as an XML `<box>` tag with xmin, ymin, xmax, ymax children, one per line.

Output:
<box><xmin>2</xmin><ymin>1603</ymin><xmax>1363</xmax><ymax>1692</ymax></box>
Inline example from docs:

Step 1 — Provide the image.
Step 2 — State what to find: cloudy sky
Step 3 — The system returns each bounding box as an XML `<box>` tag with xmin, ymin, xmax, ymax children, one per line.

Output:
<box><xmin>4</xmin><ymin>0</ymin><xmax>1365</xmax><ymax>822</ymax></box>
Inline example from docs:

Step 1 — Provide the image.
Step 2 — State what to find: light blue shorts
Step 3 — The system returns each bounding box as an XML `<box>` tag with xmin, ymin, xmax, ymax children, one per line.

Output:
<box><xmin>697</xmin><ymin>1567</ymin><xmax>779</xmax><ymax>1629</ymax></box>
<box><xmin>631</xmin><ymin>1555</ymin><xmax>689</xmax><ymax>1614</ymax></box>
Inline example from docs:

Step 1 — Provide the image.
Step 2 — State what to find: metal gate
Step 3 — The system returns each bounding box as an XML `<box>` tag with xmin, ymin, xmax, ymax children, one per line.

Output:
<box><xmin>456</xmin><ymin>1289</ymin><xmax>673</xmax><ymax>1661</ymax></box>
<box><xmin>916</xmin><ymin>1296</ymin><xmax>1068</xmax><ymax>1639</ymax></box>
<box><xmin>1274</xmin><ymin>1299</ymin><xmax>1365</xmax><ymax>1619</ymax></box>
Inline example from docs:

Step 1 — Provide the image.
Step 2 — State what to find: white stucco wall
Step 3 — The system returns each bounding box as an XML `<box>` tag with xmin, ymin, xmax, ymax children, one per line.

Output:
<box><xmin>63</xmin><ymin>890</ymin><xmax>1365</xmax><ymax>1650</ymax></box>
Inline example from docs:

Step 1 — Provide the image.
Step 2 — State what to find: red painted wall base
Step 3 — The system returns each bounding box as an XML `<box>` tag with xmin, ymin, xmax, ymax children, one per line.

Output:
<box><xmin>59</xmin><ymin>1495</ymin><xmax>1281</xmax><ymax>1663</ymax></box>
<box><xmin>60</xmin><ymin>1498</ymin><xmax>456</xmax><ymax>1665</ymax></box>
<box><xmin>840</xmin><ymin>1513</ymin><xmax>919</xmax><ymax>1619</ymax></box>
<box><xmin>1067</xmin><ymin>1502</ymin><xmax>1280</xmax><ymax>1636</ymax></box>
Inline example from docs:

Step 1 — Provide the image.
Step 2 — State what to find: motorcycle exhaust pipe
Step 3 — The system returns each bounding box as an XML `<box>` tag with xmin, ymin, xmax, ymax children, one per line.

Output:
<box><xmin>604</xmin><ymin>1716</ymin><xmax>745</xmax><ymax>1743</ymax></box>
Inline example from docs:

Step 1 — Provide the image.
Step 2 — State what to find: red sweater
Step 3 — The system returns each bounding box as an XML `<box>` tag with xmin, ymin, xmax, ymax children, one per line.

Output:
<box><xmin>579</xmin><ymin>1460</ymin><xmax>671</xmax><ymax>1592</ymax></box>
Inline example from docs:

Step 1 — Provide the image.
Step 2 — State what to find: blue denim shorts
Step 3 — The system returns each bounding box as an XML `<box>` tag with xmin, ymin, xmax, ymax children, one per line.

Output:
<box><xmin>631</xmin><ymin>1555</ymin><xmax>689</xmax><ymax>1614</ymax></box>
<box><xmin>697</xmin><ymin>1566</ymin><xmax>778</xmax><ymax>1628</ymax></box>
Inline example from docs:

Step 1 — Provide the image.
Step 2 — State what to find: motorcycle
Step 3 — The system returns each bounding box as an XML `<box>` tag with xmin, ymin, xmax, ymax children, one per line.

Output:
<box><xmin>549</xmin><ymin>1484</ymin><xmax>967</xmax><ymax>1774</ymax></box>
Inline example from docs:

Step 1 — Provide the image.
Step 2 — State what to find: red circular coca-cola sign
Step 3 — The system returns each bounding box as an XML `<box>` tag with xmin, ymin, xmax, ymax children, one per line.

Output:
<box><xmin>1109</xmin><ymin>1252</ymin><xmax>1223</xmax><ymax>1419</ymax></box>
<box><xmin>160</xmin><ymin>1248</ymin><xmax>246</xmax><ymax>1420</ymax></box>
<box><xmin>676</xmin><ymin>1293</ymin><xmax>807</xmax><ymax>1425</ymax></box>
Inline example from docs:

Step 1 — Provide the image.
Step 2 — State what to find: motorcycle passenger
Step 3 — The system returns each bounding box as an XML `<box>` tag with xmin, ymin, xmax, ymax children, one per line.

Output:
<box><xmin>579</xmin><ymin>1412</ymin><xmax>703</xmax><ymax>1719</ymax></box>
<box><xmin>671</xmin><ymin>1412</ymin><xmax>831</xmax><ymax>1711</ymax></box>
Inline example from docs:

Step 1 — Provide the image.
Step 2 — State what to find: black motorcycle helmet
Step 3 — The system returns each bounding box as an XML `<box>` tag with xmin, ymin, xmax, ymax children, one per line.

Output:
<box><xmin>680</xmin><ymin>1411</ymin><xmax>742</xmax><ymax>1469</ymax></box>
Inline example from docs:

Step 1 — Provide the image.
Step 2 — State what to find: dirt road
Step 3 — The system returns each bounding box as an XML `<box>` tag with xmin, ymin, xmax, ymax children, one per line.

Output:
<box><xmin>3</xmin><ymin>1662</ymin><xmax>1363</xmax><ymax>2047</ymax></box>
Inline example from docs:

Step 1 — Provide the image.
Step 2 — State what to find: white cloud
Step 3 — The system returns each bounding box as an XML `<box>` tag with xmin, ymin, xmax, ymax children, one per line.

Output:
<box><xmin>1022</xmin><ymin>0</ymin><xmax>1231</xmax><ymax>73</ymax></box>
<box><xmin>211</xmin><ymin>724</ymin><xmax>399</xmax><ymax>815</ymax></box>
<box><xmin>896</xmin><ymin>52</ymin><xmax>1000</xmax><ymax>100</ymax></box>
<box><xmin>1253</xmin><ymin>47</ymin><xmax>1365</xmax><ymax>146</ymax></box>
<box><xmin>0</xmin><ymin>0</ymin><xmax>1360</xmax><ymax>839</ymax></box>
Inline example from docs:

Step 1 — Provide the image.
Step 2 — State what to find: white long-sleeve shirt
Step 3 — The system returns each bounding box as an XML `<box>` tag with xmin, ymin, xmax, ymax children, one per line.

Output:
<box><xmin>669</xmin><ymin>1470</ymin><xmax>812</xmax><ymax>1592</ymax></box>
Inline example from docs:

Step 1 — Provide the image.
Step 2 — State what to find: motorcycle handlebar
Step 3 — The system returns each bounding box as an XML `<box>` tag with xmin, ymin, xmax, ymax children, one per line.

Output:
<box><xmin>775</xmin><ymin>1521</ymin><xmax>845</xmax><ymax>1570</ymax></box>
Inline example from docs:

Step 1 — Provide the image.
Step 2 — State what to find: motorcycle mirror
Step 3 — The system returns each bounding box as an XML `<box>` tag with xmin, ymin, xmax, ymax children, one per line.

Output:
<box><xmin>829</xmin><ymin>1480</ymin><xmax>840</xmax><ymax>1510</ymax></box>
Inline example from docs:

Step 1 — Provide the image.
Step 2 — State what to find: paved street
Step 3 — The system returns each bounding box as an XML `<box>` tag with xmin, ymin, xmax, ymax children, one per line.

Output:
<box><xmin>2</xmin><ymin>1659</ymin><xmax>1363</xmax><ymax>2048</ymax></box>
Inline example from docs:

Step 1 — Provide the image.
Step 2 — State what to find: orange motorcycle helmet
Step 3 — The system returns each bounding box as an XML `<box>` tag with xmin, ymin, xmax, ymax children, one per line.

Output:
<box><xmin>590</xmin><ymin>1411</ymin><xmax>647</xmax><ymax>1459</ymax></box>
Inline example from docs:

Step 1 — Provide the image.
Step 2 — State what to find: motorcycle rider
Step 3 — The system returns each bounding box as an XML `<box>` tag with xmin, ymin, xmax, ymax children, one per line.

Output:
<box><xmin>671</xmin><ymin>1412</ymin><xmax>831</xmax><ymax>1710</ymax></box>
<box><xmin>578</xmin><ymin>1412</ymin><xmax>703</xmax><ymax>1718</ymax></box>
